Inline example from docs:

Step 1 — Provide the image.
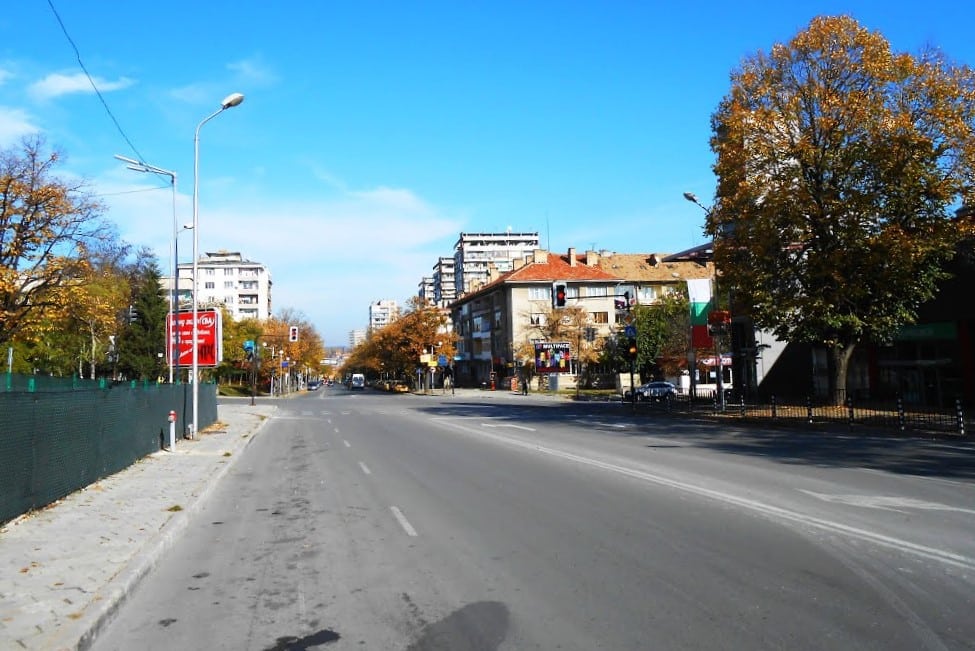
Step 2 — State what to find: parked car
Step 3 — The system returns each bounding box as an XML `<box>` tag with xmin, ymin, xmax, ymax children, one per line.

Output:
<box><xmin>306</xmin><ymin>380</ymin><xmax>320</xmax><ymax>391</ymax></box>
<box><xmin>641</xmin><ymin>381</ymin><xmax>677</xmax><ymax>401</ymax></box>
<box><xmin>624</xmin><ymin>381</ymin><xmax>677</xmax><ymax>402</ymax></box>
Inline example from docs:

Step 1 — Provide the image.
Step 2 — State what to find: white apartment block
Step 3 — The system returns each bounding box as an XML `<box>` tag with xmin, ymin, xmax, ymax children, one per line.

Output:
<box><xmin>369</xmin><ymin>299</ymin><xmax>399</xmax><ymax>332</ymax></box>
<box><xmin>171</xmin><ymin>251</ymin><xmax>272</xmax><ymax>321</ymax></box>
<box><xmin>453</xmin><ymin>231</ymin><xmax>540</xmax><ymax>297</ymax></box>
<box><xmin>418</xmin><ymin>276</ymin><xmax>435</xmax><ymax>303</ymax></box>
<box><xmin>432</xmin><ymin>256</ymin><xmax>457</xmax><ymax>306</ymax></box>
<box><xmin>348</xmin><ymin>329</ymin><xmax>367</xmax><ymax>349</ymax></box>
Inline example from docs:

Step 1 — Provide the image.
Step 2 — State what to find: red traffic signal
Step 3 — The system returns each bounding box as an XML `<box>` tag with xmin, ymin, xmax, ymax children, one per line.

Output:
<box><xmin>288</xmin><ymin>326</ymin><xmax>299</xmax><ymax>342</ymax></box>
<box><xmin>554</xmin><ymin>283</ymin><xmax>567</xmax><ymax>308</ymax></box>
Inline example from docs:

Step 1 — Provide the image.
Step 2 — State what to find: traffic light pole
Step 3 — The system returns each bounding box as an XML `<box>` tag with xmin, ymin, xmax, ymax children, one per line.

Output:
<box><xmin>629</xmin><ymin>358</ymin><xmax>636</xmax><ymax>411</ymax></box>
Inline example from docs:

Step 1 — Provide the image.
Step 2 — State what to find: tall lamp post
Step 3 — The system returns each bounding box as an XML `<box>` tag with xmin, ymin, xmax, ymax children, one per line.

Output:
<box><xmin>191</xmin><ymin>92</ymin><xmax>244</xmax><ymax>439</ymax></box>
<box><xmin>115</xmin><ymin>155</ymin><xmax>178</xmax><ymax>383</ymax></box>
<box><xmin>683</xmin><ymin>191</ymin><xmax>726</xmax><ymax>411</ymax></box>
<box><xmin>173</xmin><ymin>223</ymin><xmax>193</xmax><ymax>382</ymax></box>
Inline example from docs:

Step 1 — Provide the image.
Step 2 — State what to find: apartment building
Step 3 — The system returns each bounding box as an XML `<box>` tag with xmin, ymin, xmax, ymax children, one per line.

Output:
<box><xmin>418</xmin><ymin>276</ymin><xmax>435</xmax><ymax>304</ymax></box>
<box><xmin>432</xmin><ymin>256</ymin><xmax>457</xmax><ymax>306</ymax></box>
<box><xmin>369</xmin><ymin>299</ymin><xmax>399</xmax><ymax>332</ymax></box>
<box><xmin>171</xmin><ymin>251</ymin><xmax>272</xmax><ymax>321</ymax></box>
<box><xmin>450</xmin><ymin>247</ymin><xmax>719</xmax><ymax>388</ymax></box>
<box><xmin>348</xmin><ymin>329</ymin><xmax>367</xmax><ymax>349</ymax></box>
<box><xmin>453</xmin><ymin>231</ymin><xmax>540</xmax><ymax>297</ymax></box>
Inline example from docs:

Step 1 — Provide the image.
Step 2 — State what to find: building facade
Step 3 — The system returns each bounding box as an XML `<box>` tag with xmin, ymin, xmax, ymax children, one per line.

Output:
<box><xmin>450</xmin><ymin>247</ymin><xmax>721</xmax><ymax>389</ymax></box>
<box><xmin>171</xmin><ymin>251</ymin><xmax>272</xmax><ymax>321</ymax></box>
<box><xmin>369</xmin><ymin>300</ymin><xmax>399</xmax><ymax>332</ymax></box>
<box><xmin>432</xmin><ymin>256</ymin><xmax>457</xmax><ymax>306</ymax></box>
<box><xmin>453</xmin><ymin>231</ymin><xmax>540</xmax><ymax>297</ymax></box>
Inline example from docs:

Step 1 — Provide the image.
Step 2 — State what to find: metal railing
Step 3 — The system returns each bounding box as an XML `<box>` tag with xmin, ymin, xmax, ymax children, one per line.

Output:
<box><xmin>625</xmin><ymin>390</ymin><xmax>969</xmax><ymax>436</ymax></box>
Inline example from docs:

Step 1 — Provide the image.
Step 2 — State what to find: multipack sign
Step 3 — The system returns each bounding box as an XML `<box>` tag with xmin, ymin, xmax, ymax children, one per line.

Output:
<box><xmin>534</xmin><ymin>342</ymin><xmax>571</xmax><ymax>373</ymax></box>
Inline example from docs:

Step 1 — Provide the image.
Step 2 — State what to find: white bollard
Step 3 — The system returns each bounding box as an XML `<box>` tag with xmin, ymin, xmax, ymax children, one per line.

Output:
<box><xmin>167</xmin><ymin>410</ymin><xmax>177</xmax><ymax>451</ymax></box>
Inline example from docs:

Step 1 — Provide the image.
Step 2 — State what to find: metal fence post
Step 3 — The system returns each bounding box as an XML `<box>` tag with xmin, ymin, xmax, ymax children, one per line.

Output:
<box><xmin>739</xmin><ymin>395</ymin><xmax>745</xmax><ymax>417</ymax></box>
<box><xmin>846</xmin><ymin>396</ymin><xmax>854</xmax><ymax>429</ymax></box>
<box><xmin>957</xmin><ymin>398</ymin><xmax>966</xmax><ymax>436</ymax></box>
<box><xmin>897</xmin><ymin>396</ymin><xmax>906</xmax><ymax>431</ymax></box>
<box><xmin>771</xmin><ymin>395</ymin><xmax>777</xmax><ymax>419</ymax></box>
<box><xmin>807</xmin><ymin>396</ymin><xmax>813</xmax><ymax>423</ymax></box>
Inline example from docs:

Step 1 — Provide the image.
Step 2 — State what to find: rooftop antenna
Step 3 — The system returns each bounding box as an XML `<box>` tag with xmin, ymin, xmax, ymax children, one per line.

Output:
<box><xmin>545</xmin><ymin>211</ymin><xmax>550</xmax><ymax>250</ymax></box>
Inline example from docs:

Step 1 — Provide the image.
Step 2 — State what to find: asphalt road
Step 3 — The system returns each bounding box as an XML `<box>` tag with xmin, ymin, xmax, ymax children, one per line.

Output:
<box><xmin>92</xmin><ymin>388</ymin><xmax>975</xmax><ymax>650</ymax></box>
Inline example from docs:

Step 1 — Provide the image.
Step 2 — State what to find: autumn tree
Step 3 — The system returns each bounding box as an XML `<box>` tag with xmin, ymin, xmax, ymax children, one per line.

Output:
<box><xmin>0</xmin><ymin>137</ymin><xmax>109</xmax><ymax>347</ymax></box>
<box><xmin>344</xmin><ymin>297</ymin><xmax>455</xmax><ymax>385</ymax></box>
<box><xmin>708</xmin><ymin>15</ymin><xmax>975</xmax><ymax>403</ymax></box>
<box><xmin>15</xmin><ymin>240</ymin><xmax>131</xmax><ymax>377</ymax></box>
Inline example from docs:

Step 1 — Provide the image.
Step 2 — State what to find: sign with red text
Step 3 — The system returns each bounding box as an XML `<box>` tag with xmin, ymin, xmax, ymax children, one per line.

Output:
<box><xmin>167</xmin><ymin>309</ymin><xmax>223</xmax><ymax>367</ymax></box>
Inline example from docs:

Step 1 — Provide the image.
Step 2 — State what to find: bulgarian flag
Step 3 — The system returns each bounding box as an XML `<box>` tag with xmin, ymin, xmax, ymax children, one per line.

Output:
<box><xmin>687</xmin><ymin>278</ymin><xmax>713</xmax><ymax>349</ymax></box>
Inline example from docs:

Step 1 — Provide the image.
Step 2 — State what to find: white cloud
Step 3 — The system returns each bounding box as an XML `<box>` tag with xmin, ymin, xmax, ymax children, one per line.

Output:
<box><xmin>99</xmin><ymin>173</ymin><xmax>465</xmax><ymax>338</ymax></box>
<box><xmin>0</xmin><ymin>106</ymin><xmax>39</xmax><ymax>145</ymax></box>
<box><xmin>227</xmin><ymin>57</ymin><xmax>277</xmax><ymax>86</ymax></box>
<box><xmin>28</xmin><ymin>72</ymin><xmax>135</xmax><ymax>101</ymax></box>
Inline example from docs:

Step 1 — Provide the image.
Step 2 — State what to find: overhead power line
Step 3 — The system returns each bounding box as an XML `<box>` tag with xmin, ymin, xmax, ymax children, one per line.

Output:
<box><xmin>46</xmin><ymin>0</ymin><xmax>146</xmax><ymax>163</ymax></box>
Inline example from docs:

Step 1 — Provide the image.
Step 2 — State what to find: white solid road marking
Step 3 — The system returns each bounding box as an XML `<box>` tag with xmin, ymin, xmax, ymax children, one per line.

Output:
<box><xmin>436</xmin><ymin>418</ymin><xmax>975</xmax><ymax>572</ymax></box>
<box><xmin>358</xmin><ymin>462</ymin><xmax>371</xmax><ymax>475</ymax></box>
<box><xmin>481</xmin><ymin>423</ymin><xmax>536</xmax><ymax>432</ymax></box>
<box><xmin>390</xmin><ymin>506</ymin><xmax>418</xmax><ymax>537</ymax></box>
<box><xmin>343</xmin><ymin>440</ymin><xmax>351</xmax><ymax>448</ymax></box>
<box><xmin>800</xmin><ymin>490</ymin><xmax>975</xmax><ymax>515</ymax></box>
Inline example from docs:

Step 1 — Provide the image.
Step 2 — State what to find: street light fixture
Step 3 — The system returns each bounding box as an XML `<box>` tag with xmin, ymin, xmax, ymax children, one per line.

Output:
<box><xmin>190</xmin><ymin>92</ymin><xmax>244</xmax><ymax>439</ymax></box>
<box><xmin>114</xmin><ymin>154</ymin><xmax>178</xmax><ymax>383</ymax></box>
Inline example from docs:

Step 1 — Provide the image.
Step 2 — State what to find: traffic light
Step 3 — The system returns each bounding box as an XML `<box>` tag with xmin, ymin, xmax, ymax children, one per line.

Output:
<box><xmin>288</xmin><ymin>326</ymin><xmax>299</xmax><ymax>342</ymax></box>
<box><xmin>127</xmin><ymin>305</ymin><xmax>137</xmax><ymax>323</ymax></box>
<box><xmin>553</xmin><ymin>284</ymin><xmax>567</xmax><ymax>308</ymax></box>
<box><xmin>626</xmin><ymin>337</ymin><xmax>638</xmax><ymax>361</ymax></box>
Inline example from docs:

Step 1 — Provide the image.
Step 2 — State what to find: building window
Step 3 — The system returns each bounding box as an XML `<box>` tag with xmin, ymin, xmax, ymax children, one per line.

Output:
<box><xmin>566</xmin><ymin>285</ymin><xmax>580</xmax><ymax>298</ymax></box>
<box><xmin>206</xmin><ymin>269</ymin><xmax>215</xmax><ymax>276</ymax></box>
<box><xmin>587</xmin><ymin>286</ymin><xmax>608</xmax><ymax>297</ymax></box>
<box><xmin>529</xmin><ymin>286</ymin><xmax>552</xmax><ymax>301</ymax></box>
<box><xmin>205</xmin><ymin>282</ymin><xmax>215</xmax><ymax>289</ymax></box>
<box><xmin>224</xmin><ymin>281</ymin><xmax>234</xmax><ymax>289</ymax></box>
<box><xmin>224</xmin><ymin>268</ymin><xmax>235</xmax><ymax>276</ymax></box>
<box><xmin>590</xmin><ymin>312</ymin><xmax>609</xmax><ymax>324</ymax></box>
<box><xmin>530</xmin><ymin>313</ymin><xmax>546</xmax><ymax>326</ymax></box>
<box><xmin>638</xmin><ymin>286</ymin><xmax>658</xmax><ymax>303</ymax></box>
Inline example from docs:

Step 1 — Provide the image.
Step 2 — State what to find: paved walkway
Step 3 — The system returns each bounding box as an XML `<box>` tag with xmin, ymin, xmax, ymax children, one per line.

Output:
<box><xmin>0</xmin><ymin>403</ymin><xmax>276</xmax><ymax>651</ymax></box>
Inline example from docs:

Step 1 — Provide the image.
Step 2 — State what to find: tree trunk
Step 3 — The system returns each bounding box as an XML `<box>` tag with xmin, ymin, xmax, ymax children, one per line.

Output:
<box><xmin>89</xmin><ymin>325</ymin><xmax>97</xmax><ymax>380</ymax></box>
<box><xmin>827</xmin><ymin>343</ymin><xmax>856</xmax><ymax>406</ymax></box>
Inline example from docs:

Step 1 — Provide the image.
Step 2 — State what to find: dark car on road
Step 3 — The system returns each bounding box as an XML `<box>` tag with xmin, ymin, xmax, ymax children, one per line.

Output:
<box><xmin>625</xmin><ymin>381</ymin><xmax>677</xmax><ymax>402</ymax></box>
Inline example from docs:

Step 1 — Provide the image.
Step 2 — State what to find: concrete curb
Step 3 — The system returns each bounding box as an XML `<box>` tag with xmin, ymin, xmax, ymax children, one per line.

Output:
<box><xmin>45</xmin><ymin>405</ymin><xmax>275</xmax><ymax>651</ymax></box>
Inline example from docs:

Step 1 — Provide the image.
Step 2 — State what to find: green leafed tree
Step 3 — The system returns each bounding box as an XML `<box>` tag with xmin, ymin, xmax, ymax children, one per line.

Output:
<box><xmin>707</xmin><ymin>15</ymin><xmax>975</xmax><ymax>404</ymax></box>
<box><xmin>116</xmin><ymin>250</ymin><xmax>168</xmax><ymax>381</ymax></box>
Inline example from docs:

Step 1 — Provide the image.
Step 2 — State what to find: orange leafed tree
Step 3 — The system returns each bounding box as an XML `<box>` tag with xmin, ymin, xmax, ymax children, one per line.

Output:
<box><xmin>1</xmin><ymin>137</ymin><xmax>108</xmax><ymax>347</ymax></box>
<box><xmin>707</xmin><ymin>15</ymin><xmax>975</xmax><ymax>403</ymax></box>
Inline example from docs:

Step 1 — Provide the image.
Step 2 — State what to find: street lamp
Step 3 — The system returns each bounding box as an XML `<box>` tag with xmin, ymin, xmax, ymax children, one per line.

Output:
<box><xmin>115</xmin><ymin>155</ymin><xmax>178</xmax><ymax>383</ymax></box>
<box><xmin>173</xmin><ymin>223</ymin><xmax>193</xmax><ymax>383</ymax></box>
<box><xmin>683</xmin><ymin>191</ymin><xmax>725</xmax><ymax>411</ymax></box>
<box><xmin>191</xmin><ymin>92</ymin><xmax>244</xmax><ymax>439</ymax></box>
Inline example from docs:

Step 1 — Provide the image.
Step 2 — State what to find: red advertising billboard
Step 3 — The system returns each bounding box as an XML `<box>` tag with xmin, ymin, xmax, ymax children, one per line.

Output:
<box><xmin>166</xmin><ymin>309</ymin><xmax>223</xmax><ymax>367</ymax></box>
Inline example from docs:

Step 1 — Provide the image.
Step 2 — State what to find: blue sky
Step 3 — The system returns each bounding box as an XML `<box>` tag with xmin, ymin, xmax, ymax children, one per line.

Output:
<box><xmin>2</xmin><ymin>1</ymin><xmax>973</xmax><ymax>344</ymax></box>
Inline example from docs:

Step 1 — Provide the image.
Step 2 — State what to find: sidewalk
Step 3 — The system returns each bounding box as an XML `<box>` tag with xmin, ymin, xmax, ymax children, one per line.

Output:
<box><xmin>0</xmin><ymin>402</ymin><xmax>276</xmax><ymax>651</ymax></box>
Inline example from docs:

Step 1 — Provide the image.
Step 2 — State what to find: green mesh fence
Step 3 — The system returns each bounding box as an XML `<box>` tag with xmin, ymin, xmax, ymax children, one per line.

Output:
<box><xmin>1</xmin><ymin>375</ymin><xmax>218</xmax><ymax>525</ymax></box>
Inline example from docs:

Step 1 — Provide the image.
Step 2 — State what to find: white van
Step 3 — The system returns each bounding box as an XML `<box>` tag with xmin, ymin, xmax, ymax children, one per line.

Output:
<box><xmin>350</xmin><ymin>373</ymin><xmax>365</xmax><ymax>390</ymax></box>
